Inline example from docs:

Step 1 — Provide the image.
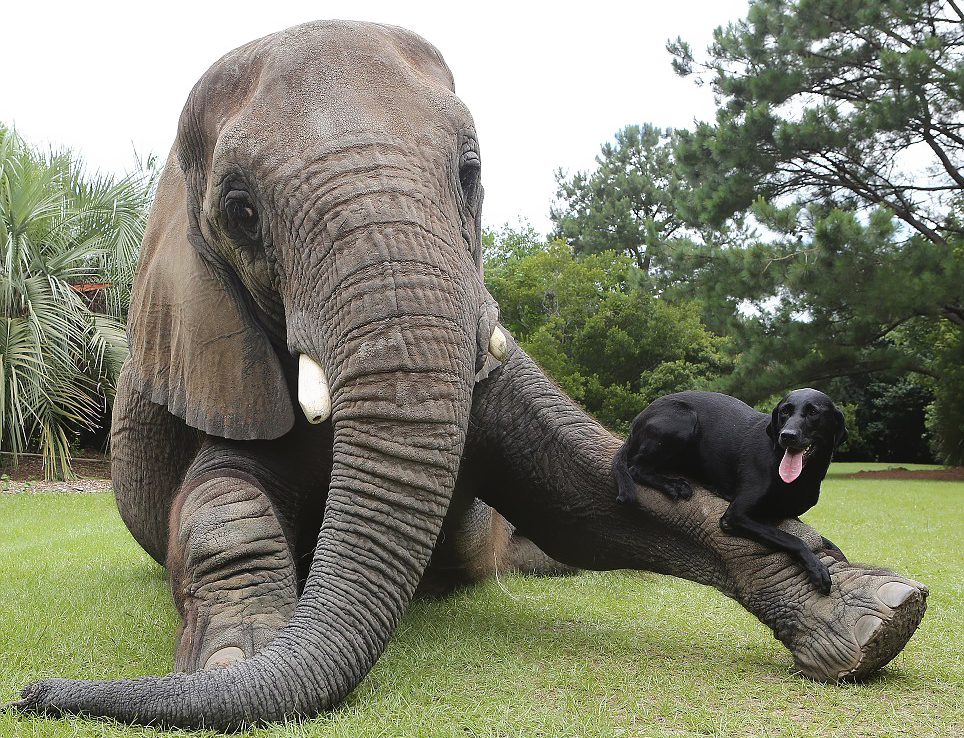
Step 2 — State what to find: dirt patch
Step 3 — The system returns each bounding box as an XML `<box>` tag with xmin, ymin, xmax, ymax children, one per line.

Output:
<box><xmin>840</xmin><ymin>466</ymin><xmax>964</xmax><ymax>481</ymax></box>
<box><xmin>1</xmin><ymin>453</ymin><xmax>111</xmax><ymax>494</ymax></box>
<box><xmin>2</xmin><ymin>478</ymin><xmax>112</xmax><ymax>494</ymax></box>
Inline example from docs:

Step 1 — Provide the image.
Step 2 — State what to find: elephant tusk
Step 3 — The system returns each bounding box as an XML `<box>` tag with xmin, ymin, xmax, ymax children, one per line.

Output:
<box><xmin>488</xmin><ymin>327</ymin><xmax>507</xmax><ymax>362</ymax></box>
<box><xmin>298</xmin><ymin>354</ymin><xmax>331</xmax><ymax>424</ymax></box>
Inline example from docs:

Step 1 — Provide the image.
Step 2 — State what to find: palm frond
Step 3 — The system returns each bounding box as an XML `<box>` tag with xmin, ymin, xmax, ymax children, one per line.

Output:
<box><xmin>0</xmin><ymin>126</ymin><xmax>153</xmax><ymax>479</ymax></box>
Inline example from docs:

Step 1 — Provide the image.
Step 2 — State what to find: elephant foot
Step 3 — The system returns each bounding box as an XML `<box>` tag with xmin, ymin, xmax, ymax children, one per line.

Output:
<box><xmin>503</xmin><ymin>532</ymin><xmax>578</xmax><ymax>577</ymax></box>
<box><xmin>169</xmin><ymin>473</ymin><xmax>299</xmax><ymax>673</ymax></box>
<box><xmin>177</xmin><ymin>610</ymin><xmax>291</xmax><ymax>674</ymax></box>
<box><xmin>751</xmin><ymin>555</ymin><xmax>927</xmax><ymax>682</ymax></box>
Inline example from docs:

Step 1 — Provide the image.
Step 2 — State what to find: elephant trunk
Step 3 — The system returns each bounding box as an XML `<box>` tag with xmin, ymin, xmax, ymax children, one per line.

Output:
<box><xmin>16</xmin><ymin>254</ymin><xmax>479</xmax><ymax>729</ymax></box>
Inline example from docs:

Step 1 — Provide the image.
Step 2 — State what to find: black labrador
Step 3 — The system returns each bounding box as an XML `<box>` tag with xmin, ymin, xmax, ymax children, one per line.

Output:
<box><xmin>613</xmin><ymin>389</ymin><xmax>848</xmax><ymax>594</ymax></box>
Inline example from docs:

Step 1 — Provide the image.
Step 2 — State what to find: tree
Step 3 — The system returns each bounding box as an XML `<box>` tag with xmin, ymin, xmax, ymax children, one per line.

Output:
<box><xmin>481</xmin><ymin>219</ymin><xmax>547</xmax><ymax>268</ymax></box>
<box><xmin>669</xmin><ymin>0</ymin><xmax>963</xmax><ymax>249</ymax></box>
<box><xmin>551</xmin><ymin>124</ymin><xmax>689</xmax><ymax>277</ymax></box>
<box><xmin>664</xmin><ymin>0</ymin><xmax>964</xmax><ymax>462</ymax></box>
<box><xmin>0</xmin><ymin>126</ymin><xmax>155</xmax><ymax>478</ymax></box>
<box><xmin>665</xmin><ymin>205</ymin><xmax>957</xmax><ymax>390</ymax></box>
<box><xmin>484</xmin><ymin>227</ymin><xmax>728</xmax><ymax>433</ymax></box>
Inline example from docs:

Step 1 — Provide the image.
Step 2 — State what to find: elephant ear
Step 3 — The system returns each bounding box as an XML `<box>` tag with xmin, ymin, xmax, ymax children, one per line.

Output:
<box><xmin>126</xmin><ymin>158</ymin><xmax>294</xmax><ymax>440</ymax></box>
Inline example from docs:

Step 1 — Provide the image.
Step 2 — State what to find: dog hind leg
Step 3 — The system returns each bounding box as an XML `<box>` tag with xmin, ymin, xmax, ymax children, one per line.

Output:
<box><xmin>617</xmin><ymin>406</ymin><xmax>696</xmax><ymax>502</ymax></box>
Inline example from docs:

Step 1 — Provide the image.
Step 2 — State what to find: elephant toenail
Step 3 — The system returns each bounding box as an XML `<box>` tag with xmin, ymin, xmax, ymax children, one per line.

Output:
<box><xmin>877</xmin><ymin>582</ymin><xmax>915</xmax><ymax>608</ymax></box>
<box><xmin>855</xmin><ymin>614</ymin><xmax>884</xmax><ymax>647</ymax></box>
<box><xmin>204</xmin><ymin>646</ymin><xmax>245</xmax><ymax>670</ymax></box>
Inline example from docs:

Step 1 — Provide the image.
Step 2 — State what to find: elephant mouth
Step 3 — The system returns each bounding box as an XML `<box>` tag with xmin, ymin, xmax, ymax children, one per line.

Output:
<box><xmin>294</xmin><ymin>326</ymin><xmax>507</xmax><ymax>424</ymax></box>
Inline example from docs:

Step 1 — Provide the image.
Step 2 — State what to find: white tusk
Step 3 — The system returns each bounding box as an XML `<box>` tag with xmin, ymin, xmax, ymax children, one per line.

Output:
<box><xmin>298</xmin><ymin>354</ymin><xmax>331</xmax><ymax>424</ymax></box>
<box><xmin>488</xmin><ymin>327</ymin><xmax>507</xmax><ymax>361</ymax></box>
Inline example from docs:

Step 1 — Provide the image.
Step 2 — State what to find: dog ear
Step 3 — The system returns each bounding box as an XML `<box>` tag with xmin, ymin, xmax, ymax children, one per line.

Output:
<box><xmin>832</xmin><ymin>405</ymin><xmax>849</xmax><ymax>450</ymax></box>
<box><xmin>767</xmin><ymin>402</ymin><xmax>782</xmax><ymax>450</ymax></box>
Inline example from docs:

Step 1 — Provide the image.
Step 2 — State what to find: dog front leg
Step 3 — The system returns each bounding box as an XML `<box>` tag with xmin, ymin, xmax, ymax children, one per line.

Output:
<box><xmin>720</xmin><ymin>503</ymin><xmax>832</xmax><ymax>595</ymax></box>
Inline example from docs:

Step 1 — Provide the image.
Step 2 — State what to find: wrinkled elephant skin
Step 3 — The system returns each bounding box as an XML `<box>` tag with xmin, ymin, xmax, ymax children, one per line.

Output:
<box><xmin>9</xmin><ymin>21</ymin><xmax>926</xmax><ymax>730</ymax></box>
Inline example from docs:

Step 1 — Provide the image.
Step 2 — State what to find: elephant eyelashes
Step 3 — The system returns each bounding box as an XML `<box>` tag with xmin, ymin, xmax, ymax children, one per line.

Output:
<box><xmin>459</xmin><ymin>156</ymin><xmax>481</xmax><ymax>212</ymax></box>
<box><xmin>223</xmin><ymin>190</ymin><xmax>261</xmax><ymax>241</ymax></box>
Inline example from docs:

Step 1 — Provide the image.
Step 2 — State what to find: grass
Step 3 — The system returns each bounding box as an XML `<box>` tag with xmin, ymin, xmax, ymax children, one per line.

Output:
<box><xmin>0</xmin><ymin>466</ymin><xmax>961</xmax><ymax>737</ymax></box>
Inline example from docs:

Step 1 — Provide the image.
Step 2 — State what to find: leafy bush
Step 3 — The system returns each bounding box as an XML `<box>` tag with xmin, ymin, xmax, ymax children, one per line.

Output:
<box><xmin>484</xmin><ymin>226</ymin><xmax>728</xmax><ymax>434</ymax></box>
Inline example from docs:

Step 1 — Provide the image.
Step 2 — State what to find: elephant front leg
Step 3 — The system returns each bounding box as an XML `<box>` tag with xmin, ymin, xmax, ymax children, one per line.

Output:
<box><xmin>168</xmin><ymin>472</ymin><xmax>298</xmax><ymax>673</ymax></box>
<box><xmin>468</xmin><ymin>342</ymin><xmax>928</xmax><ymax>682</ymax></box>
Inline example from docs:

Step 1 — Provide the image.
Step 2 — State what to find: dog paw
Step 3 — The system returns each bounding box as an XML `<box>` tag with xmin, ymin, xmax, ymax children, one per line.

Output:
<box><xmin>669</xmin><ymin>478</ymin><xmax>693</xmax><ymax>500</ymax></box>
<box><xmin>616</xmin><ymin>488</ymin><xmax>638</xmax><ymax>504</ymax></box>
<box><xmin>806</xmin><ymin>560</ymin><xmax>832</xmax><ymax>595</ymax></box>
<box><xmin>657</xmin><ymin>478</ymin><xmax>692</xmax><ymax>501</ymax></box>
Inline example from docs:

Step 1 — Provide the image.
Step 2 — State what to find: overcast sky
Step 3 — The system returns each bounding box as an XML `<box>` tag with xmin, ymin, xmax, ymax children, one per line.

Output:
<box><xmin>3</xmin><ymin>1</ymin><xmax>751</xmax><ymax>235</ymax></box>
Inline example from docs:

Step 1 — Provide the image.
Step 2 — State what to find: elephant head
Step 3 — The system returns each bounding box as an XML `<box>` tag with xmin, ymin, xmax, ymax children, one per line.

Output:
<box><xmin>129</xmin><ymin>20</ymin><xmax>499</xmax><ymax>442</ymax></box>
<box><xmin>14</xmin><ymin>20</ymin><xmax>504</xmax><ymax>727</ymax></box>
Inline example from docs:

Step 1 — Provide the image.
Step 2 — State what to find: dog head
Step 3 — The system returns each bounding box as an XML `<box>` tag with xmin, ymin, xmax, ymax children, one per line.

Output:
<box><xmin>766</xmin><ymin>388</ymin><xmax>848</xmax><ymax>483</ymax></box>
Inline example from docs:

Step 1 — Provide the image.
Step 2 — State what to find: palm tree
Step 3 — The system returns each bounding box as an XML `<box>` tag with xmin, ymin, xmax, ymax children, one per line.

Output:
<box><xmin>0</xmin><ymin>126</ymin><xmax>156</xmax><ymax>479</ymax></box>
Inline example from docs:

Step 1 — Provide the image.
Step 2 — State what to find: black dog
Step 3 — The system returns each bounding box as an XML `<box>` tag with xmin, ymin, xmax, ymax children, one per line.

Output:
<box><xmin>613</xmin><ymin>389</ymin><xmax>848</xmax><ymax>594</ymax></box>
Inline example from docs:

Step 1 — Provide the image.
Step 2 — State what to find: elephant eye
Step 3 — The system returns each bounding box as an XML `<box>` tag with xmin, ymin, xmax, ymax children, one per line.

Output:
<box><xmin>459</xmin><ymin>153</ymin><xmax>481</xmax><ymax>211</ymax></box>
<box><xmin>224</xmin><ymin>190</ymin><xmax>260</xmax><ymax>239</ymax></box>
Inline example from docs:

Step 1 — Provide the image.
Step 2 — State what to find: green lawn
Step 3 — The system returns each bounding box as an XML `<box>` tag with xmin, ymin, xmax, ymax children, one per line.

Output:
<box><xmin>1</xmin><ymin>469</ymin><xmax>961</xmax><ymax>737</ymax></box>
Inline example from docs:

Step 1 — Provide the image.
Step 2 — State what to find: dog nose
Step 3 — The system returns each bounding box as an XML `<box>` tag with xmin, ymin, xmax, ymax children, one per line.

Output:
<box><xmin>780</xmin><ymin>430</ymin><xmax>799</xmax><ymax>446</ymax></box>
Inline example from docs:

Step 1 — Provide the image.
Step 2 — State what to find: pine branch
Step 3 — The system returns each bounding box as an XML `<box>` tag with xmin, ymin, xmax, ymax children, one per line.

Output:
<box><xmin>821</xmin><ymin>161</ymin><xmax>949</xmax><ymax>245</ymax></box>
<box><xmin>929</xmin><ymin>122</ymin><xmax>964</xmax><ymax>148</ymax></box>
<box><xmin>941</xmin><ymin>305</ymin><xmax>964</xmax><ymax>327</ymax></box>
<box><xmin>945</xmin><ymin>0</ymin><xmax>964</xmax><ymax>23</ymax></box>
<box><xmin>921</xmin><ymin>125</ymin><xmax>964</xmax><ymax>188</ymax></box>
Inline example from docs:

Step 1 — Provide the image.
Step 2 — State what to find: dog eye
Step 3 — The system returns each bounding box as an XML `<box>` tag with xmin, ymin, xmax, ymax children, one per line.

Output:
<box><xmin>808</xmin><ymin>407</ymin><xmax>820</xmax><ymax>417</ymax></box>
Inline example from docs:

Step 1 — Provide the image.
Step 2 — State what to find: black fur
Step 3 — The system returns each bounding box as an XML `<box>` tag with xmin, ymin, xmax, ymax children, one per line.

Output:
<box><xmin>614</xmin><ymin>389</ymin><xmax>848</xmax><ymax>594</ymax></box>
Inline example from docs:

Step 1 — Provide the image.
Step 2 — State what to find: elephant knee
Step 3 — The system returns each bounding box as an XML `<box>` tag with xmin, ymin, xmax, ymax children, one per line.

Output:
<box><xmin>429</xmin><ymin>499</ymin><xmax>572</xmax><ymax>584</ymax></box>
<box><xmin>167</xmin><ymin>474</ymin><xmax>298</xmax><ymax>671</ymax></box>
<box><xmin>170</xmin><ymin>475</ymin><xmax>297</xmax><ymax>604</ymax></box>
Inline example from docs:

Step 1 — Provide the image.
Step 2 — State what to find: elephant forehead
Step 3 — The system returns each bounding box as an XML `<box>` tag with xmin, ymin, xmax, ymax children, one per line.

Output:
<box><xmin>268</xmin><ymin>20</ymin><xmax>456</xmax><ymax>91</ymax></box>
<box><xmin>241</xmin><ymin>20</ymin><xmax>469</xmax><ymax>144</ymax></box>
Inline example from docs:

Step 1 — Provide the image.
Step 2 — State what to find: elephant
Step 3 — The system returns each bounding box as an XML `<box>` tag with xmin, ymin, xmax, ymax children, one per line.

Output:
<box><xmin>9</xmin><ymin>20</ymin><xmax>927</xmax><ymax>730</ymax></box>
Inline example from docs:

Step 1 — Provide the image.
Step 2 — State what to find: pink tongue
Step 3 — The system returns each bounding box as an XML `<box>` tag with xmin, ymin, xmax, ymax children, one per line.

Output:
<box><xmin>780</xmin><ymin>448</ymin><xmax>804</xmax><ymax>483</ymax></box>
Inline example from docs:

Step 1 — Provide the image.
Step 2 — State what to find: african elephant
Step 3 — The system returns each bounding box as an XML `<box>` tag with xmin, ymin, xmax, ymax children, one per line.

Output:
<box><xmin>11</xmin><ymin>20</ymin><xmax>926</xmax><ymax>730</ymax></box>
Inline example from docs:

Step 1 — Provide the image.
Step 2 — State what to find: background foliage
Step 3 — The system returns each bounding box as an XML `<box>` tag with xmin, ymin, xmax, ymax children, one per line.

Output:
<box><xmin>3</xmin><ymin>1</ymin><xmax>960</xmax><ymax>467</ymax></box>
<box><xmin>483</xmin><ymin>226</ymin><xmax>728</xmax><ymax>434</ymax></box>
<box><xmin>0</xmin><ymin>126</ymin><xmax>155</xmax><ymax>479</ymax></box>
<box><xmin>543</xmin><ymin>0</ymin><xmax>963</xmax><ymax>462</ymax></box>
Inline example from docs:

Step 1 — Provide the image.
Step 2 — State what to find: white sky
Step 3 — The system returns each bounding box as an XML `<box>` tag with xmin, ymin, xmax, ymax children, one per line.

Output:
<box><xmin>2</xmin><ymin>1</ymin><xmax>751</xmax><ymax>235</ymax></box>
